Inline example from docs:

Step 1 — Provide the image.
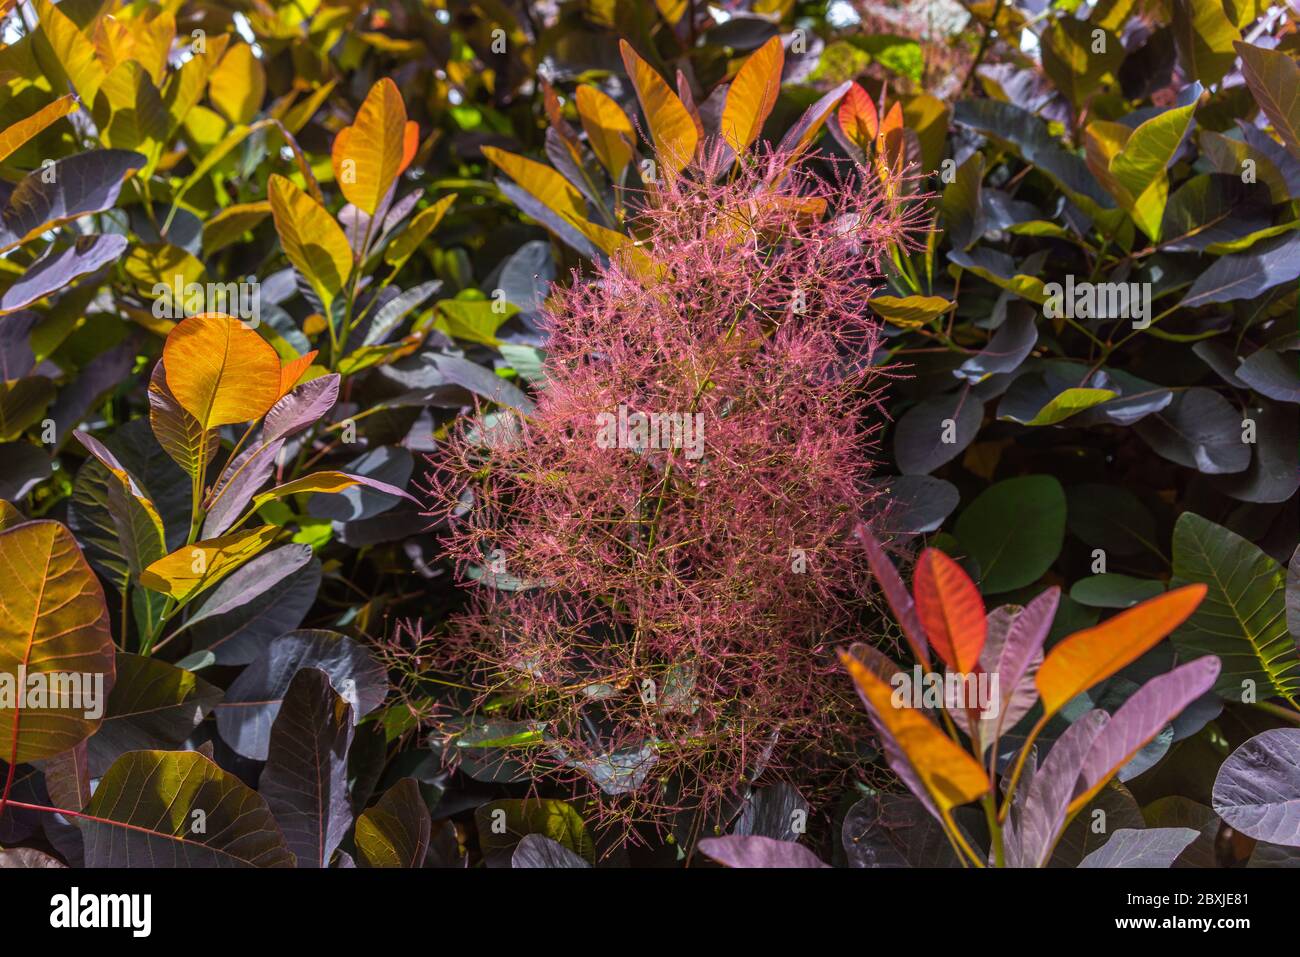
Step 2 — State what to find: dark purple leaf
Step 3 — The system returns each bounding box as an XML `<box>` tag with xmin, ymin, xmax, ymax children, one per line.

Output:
<box><xmin>1077</xmin><ymin>827</ymin><xmax>1198</xmax><ymax>867</ymax></box>
<box><xmin>308</xmin><ymin>445</ymin><xmax>413</xmax><ymax>521</ymax></box>
<box><xmin>259</xmin><ymin>668</ymin><xmax>354</xmax><ymax>868</ymax></box>
<box><xmin>1213</xmin><ymin>728</ymin><xmax>1300</xmax><ymax>846</ymax></box>
<box><xmin>188</xmin><ymin>556</ymin><xmax>321</xmax><ymax>665</ymax></box>
<box><xmin>1074</xmin><ymin>657</ymin><xmax>1222</xmax><ymax>806</ymax></box>
<box><xmin>697</xmin><ymin>834</ymin><xmax>828</xmax><ymax>868</ymax></box>
<box><xmin>216</xmin><ymin>629</ymin><xmax>386</xmax><ymax>760</ymax></box>
<box><xmin>894</xmin><ymin>387</ymin><xmax>983</xmax><ymax>475</ymax></box>
<box><xmin>0</xmin><ymin>150</ymin><xmax>145</xmax><ymax>251</ymax></box>
<box><xmin>0</xmin><ymin>311</ymin><xmax>38</xmax><ymax>378</ymax></box>
<box><xmin>1236</xmin><ymin>347</ymin><xmax>1300</xmax><ymax>403</ymax></box>
<box><xmin>842</xmin><ymin>792</ymin><xmax>960</xmax><ymax>868</ymax></box>
<box><xmin>854</xmin><ymin>523</ymin><xmax>929</xmax><ymax>665</ymax></box>
<box><xmin>1134</xmin><ymin>387</ymin><xmax>1252</xmax><ymax>474</ymax></box>
<box><xmin>0</xmin><ymin>234</ymin><xmax>126</xmax><ymax>313</ymax></box>
<box><xmin>512</xmin><ymin>834</ymin><xmax>592</xmax><ymax>868</ymax></box>
<box><xmin>1179</xmin><ymin>232</ymin><xmax>1300</xmax><ymax>308</ymax></box>
<box><xmin>1008</xmin><ymin>710</ymin><xmax>1108</xmax><ymax>868</ymax></box>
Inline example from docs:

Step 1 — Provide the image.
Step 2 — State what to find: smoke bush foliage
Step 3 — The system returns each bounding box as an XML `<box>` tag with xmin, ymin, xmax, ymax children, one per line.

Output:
<box><xmin>416</xmin><ymin>147</ymin><xmax>922</xmax><ymax>835</ymax></box>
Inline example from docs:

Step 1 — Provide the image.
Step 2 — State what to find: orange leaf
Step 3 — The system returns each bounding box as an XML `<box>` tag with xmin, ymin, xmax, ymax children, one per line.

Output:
<box><xmin>619</xmin><ymin>39</ymin><xmax>698</xmax><ymax>177</ymax></box>
<box><xmin>331</xmin><ymin>78</ymin><xmax>413</xmax><ymax>215</ymax></box>
<box><xmin>268</xmin><ymin>174</ymin><xmax>354</xmax><ymax>306</ymax></box>
<box><xmin>1037</xmin><ymin>584</ymin><xmax>1208</xmax><ymax>717</ymax></box>
<box><xmin>840</xmin><ymin>650</ymin><xmax>990</xmax><ymax>813</ymax></box>
<box><xmin>913</xmin><ymin>548</ymin><xmax>986</xmax><ymax>674</ymax></box>
<box><xmin>278</xmin><ymin>350</ymin><xmax>318</xmax><ymax>396</ymax></box>
<box><xmin>720</xmin><ymin>35</ymin><xmax>784</xmax><ymax>154</ymax></box>
<box><xmin>0</xmin><ymin>94</ymin><xmax>78</xmax><ymax>165</ymax></box>
<box><xmin>162</xmin><ymin>313</ymin><xmax>283</xmax><ymax>430</ymax></box>
<box><xmin>837</xmin><ymin>81</ymin><xmax>878</xmax><ymax>150</ymax></box>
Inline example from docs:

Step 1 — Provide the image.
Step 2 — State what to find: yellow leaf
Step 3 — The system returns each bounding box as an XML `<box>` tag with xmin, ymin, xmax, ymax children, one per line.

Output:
<box><xmin>139</xmin><ymin>526</ymin><xmax>280</xmax><ymax>604</ymax></box>
<box><xmin>0</xmin><ymin>520</ymin><xmax>116</xmax><ymax>763</ymax></box>
<box><xmin>869</xmin><ymin>294</ymin><xmax>953</xmax><ymax>328</ymax></box>
<box><xmin>575</xmin><ymin>85</ymin><xmax>635</xmax><ymax>180</ymax></box>
<box><xmin>721</xmin><ymin>35</ymin><xmax>784</xmax><ymax>154</ymax></box>
<box><xmin>34</xmin><ymin>0</ymin><xmax>105</xmax><ymax>105</ymax></box>
<box><xmin>482</xmin><ymin>146</ymin><xmax>586</xmax><ymax>222</ymax></box>
<box><xmin>0</xmin><ymin>500</ymin><xmax>24</xmax><ymax>529</ymax></box>
<box><xmin>384</xmin><ymin>193</ymin><xmax>457</xmax><ymax>268</ymax></box>
<box><xmin>251</xmin><ymin>471</ymin><xmax>415</xmax><ymax>512</ymax></box>
<box><xmin>0</xmin><ymin>95</ymin><xmax>78</xmax><ymax>165</ymax></box>
<box><xmin>268</xmin><ymin>174</ymin><xmax>354</xmax><ymax>306</ymax></box>
<box><xmin>619</xmin><ymin>39</ymin><xmax>698</xmax><ymax>176</ymax></box>
<box><xmin>840</xmin><ymin>650</ymin><xmax>990</xmax><ymax>813</ymax></box>
<box><xmin>208</xmin><ymin>43</ymin><xmax>266</xmax><ymax>125</ymax></box>
<box><xmin>1037</xmin><ymin>584</ymin><xmax>1208</xmax><ymax>717</ymax></box>
<box><xmin>161</xmin><ymin>313</ymin><xmax>283</xmax><ymax>430</ymax></box>
<box><xmin>332</xmin><ymin>78</ymin><xmax>417</xmax><ymax>215</ymax></box>
<box><xmin>202</xmin><ymin>201</ymin><xmax>272</xmax><ymax>257</ymax></box>
<box><xmin>130</xmin><ymin>11</ymin><xmax>176</xmax><ymax>86</ymax></box>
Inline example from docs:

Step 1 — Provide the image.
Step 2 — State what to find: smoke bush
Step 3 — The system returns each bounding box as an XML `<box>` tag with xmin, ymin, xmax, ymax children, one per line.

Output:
<box><xmin>413</xmin><ymin>146</ymin><xmax>922</xmax><ymax>840</ymax></box>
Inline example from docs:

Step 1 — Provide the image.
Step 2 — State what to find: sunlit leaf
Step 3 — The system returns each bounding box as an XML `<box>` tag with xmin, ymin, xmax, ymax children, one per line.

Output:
<box><xmin>575</xmin><ymin>85</ymin><xmax>634</xmax><ymax>180</ymax></box>
<box><xmin>721</xmin><ymin>35</ymin><xmax>784</xmax><ymax>154</ymax></box>
<box><xmin>268</xmin><ymin>174</ymin><xmax>354</xmax><ymax>307</ymax></box>
<box><xmin>332</xmin><ymin>78</ymin><xmax>418</xmax><ymax>215</ymax></box>
<box><xmin>162</xmin><ymin>313</ymin><xmax>283</xmax><ymax>430</ymax></box>
<box><xmin>139</xmin><ymin>525</ymin><xmax>280</xmax><ymax>604</ymax></box>
<box><xmin>619</xmin><ymin>39</ymin><xmax>698</xmax><ymax>176</ymax></box>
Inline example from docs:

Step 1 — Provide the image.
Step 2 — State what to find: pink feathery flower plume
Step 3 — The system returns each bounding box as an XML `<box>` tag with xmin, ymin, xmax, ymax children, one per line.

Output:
<box><xmin>410</xmin><ymin>141</ymin><xmax>925</xmax><ymax>843</ymax></box>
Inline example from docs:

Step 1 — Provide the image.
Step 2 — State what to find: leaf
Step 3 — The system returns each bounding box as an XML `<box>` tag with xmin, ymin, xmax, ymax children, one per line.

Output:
<box><xmin>1179</xmin><ymin>232</ymin><xmax>1300</xmax><ymax>307</ymax></box>
<box><xmin>482</xmin><ymin>145</ymin><xmax>587</xmax><ymax>226</ymax></box>
<box><xmin>776</xmin><ymin>82</ymin><xmax>853</xmax><ymax>162</ymax></box>
<box><xmin>384</xmin><ymin>193</ymin><xmax>456</xmax><ymax>268</ymax></box>
<box><xmin>837</xmin><ymin>81</ymin><xmax>878</xmax><ymax>150</ymax></box>
<box><xmin>894</xmin><ymin>389</ymin><xmax>983</xmax><ymax>475</ymax></box>
<box><xmin>82</xmin><ymin>750</ymin><xmax>294</xmax><ymax>867</ymax></box>
<box><xmin>840</xmin><ymin>650</ymin><xmax>990</xmax><ymax>814</ymax></box>
<box><xmin>878</xmin><ymin>475</ymin><xmax>959</xmax><ymax>535</ymax></box>
<box><xmin>720</xmin><ymin>35</ymin><xmax>784</xmax><ymax>154</ymax></box>
<box><xmin>0</xmin><ymin>377</ymin><xmax>55</xmax><ymax>442</ymax></box>
<box><xmin>260</xmin><ymin>668</ymin><xmax>354</xmax><ymax>867</ymax></box>
<box><xmin>139</xmin><ymin>526</ymin><xmax>280</xmax><ymax>604</ymax></box>
<box><xmin>1172</xmin><ymin>0</ymin><xmax>1240</xmax><ymax>87</ymax></box>
<box><xmin>268</xmin><ymin>174</ymin><xmax>354</xmax><ymax>307</ymax></box>
<box><xmin>0</xmin><ymin>95</ymin><xmax>78</xmax><ymax>165</ymax></box>
<box><xmin>355</xmin><ymin>778</ymin><xmax>430</xmax><ymax>868</ymax></box>
<box><xmin>698</xmin><ymin>834</ymin><xmax>828</xmax><ymax>868</ymax></box>
<box><xmin>1170</xmin><ymin>512</ymin><xmax>1300</xmax><ymax>705</ymax></box>
<box><xmin>575</xmin><ymin>85</ymin><xmax>634</xmax><ymax>180</ymax></box>
<box><xmin>71</xmin><ymin>430</ymin><xmax>167</xmax><ymax>583</ymax></box>
<box><xmin>0</xmin><ymin>520</ymin><xmax>116</xmax><ymax>763</ymax></box>
<box><xmin>842</xmin><ymin>792</ymin><xmax>959</xmax><ymax>867</ymax></box>
<box><xmin>33</xmin><ymin>0</ymin><xmax>105</xmax><ymax>104</ymax></box>
<box><xmin>277</xmin><ymin>349</ymin><xmax>317</xmax><ymax>397</ymax></box>
<box><xmin>1070</xmin><ymin>574</ymin><xmax>1165</xmax><ymax>609</ymax></box>
<box><xmin>250</xmin><ymin>470</ymin><xmax>417</xmax><ymax>514</ymax></box>
<box><xmin>1213</xmin><ymin>729</ymin><xmax>1300</xmax><ymax>846</ymax></box>
<box><xmin>869</xmin><ymin>294</ymin><xmax>952</xmax><ymax>329</ymax></box>
<box><xmin>955</xmin><ymin>311</ymin><xmax>1036</xmax><ymax>382</ymax></box>
<box><xmin>1017</xmin><ymin>387</ymin><xmax>1118</xmax><ymax>426</ymax></box>
<box><xmin>1007</xmin><ymin>710</ymin><xmax>1109</xmax><ymax>868</ymax></box>
<box><xmin>86</xmin><ymin>652</ymin><xmax>222</xmax><ymax>776</ymax></box>
<box><xmin>332</xmin><ymin>78</ymin><xmax>417</xmax><ymax>216</ymax></box>
<box><xmin>146</xmin><ymin>361</ymin><xmax>218</xmax><ymax>482</ymax></box>
<box><xmin>0</xmin><ymin>150</ymin><xmax>145</xmax><ymax>254</ymax></box>
<box><xmin>1078</xmin><ymin>828</ymin><xmax>1200</xmax><ymax>868</ymax></box>
<box><xmin>512</xmin><ymin>834</ymin><xmax>591</xmax><ymax>868</ymax></box>
<box><xmin>162</xmin><ymin>313</ymin><xmax>283</xmax><ymax>431</ymax></box>
<box><xmin>216</xmin><ymin>629</ymin><xmax>386</xmax><ymax>760</ymax></box>
<box><xmin>1134</xmin><ymin>386</ymin><xmax>1251</xmax><ymax>474</ymax></box>
<box><xmin>474</xmin><ymin>798</ymin><xmax>595</xmax><ymax>867</ymax></box>
<box><xmin>913</xmin><ymin>548</ymin><xmax>986</xmax><ymax>673</ymax></box>
<box><xmin>619</xmin><ymin>40</ymin><xmax>698</xmax><ymax>176</ymax></box>
<box><xmin>1036</xmin><ymin>585</ymin><xmax>1207</xmax><ymax>718</ymax></box>
<box><xmin>1070</xmin><ymin>657</ymin><xmax>1221</xmax><ymax>816</ymax></box>
<box><xmin>0</xmin><ymin>234</ymin><xmax>126</xmax><ymax>315</ymax></box>
<box><xmin>187</xmin><ymin>551</ymin><xmax>320</xmax><ymax>666</ymax></box>
<box><xmin>955</xmin><ymin>475</ymin><xmax>1066</xmax><ymax>593</ymax></box>
<box><xmin>1236</xmin><ymin>41</ymin><xmax>1300</xmax><ymax>160</ymax></box>
<box><xmin>208</xmin><ymin>43</ymin><xmax>266</xmax><ymax>125</ymax></box>
<box><xmin>854</xmin><ymin>523</ymin><xmax>929</xmax><ymax>665</ymax></box>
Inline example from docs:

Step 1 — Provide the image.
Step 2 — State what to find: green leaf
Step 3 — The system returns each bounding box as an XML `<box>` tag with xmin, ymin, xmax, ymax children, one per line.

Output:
<box><xmin>355</xmin><ymin>778</ymin><xmax>431</xmax><ymax>868</ymax></box>
<box><xmin>1070</xmin><ymin>574</ymin><xmax>1166</xmax><ymax>609</ymax></box>
<box><xmin>1021</xmin><ymin>387</ymin><xmax>1118</xmax><ymax>426</ymax></box>
<box><xmin>474</xmin><ymin>798</ymin><xmax>595</xmax><ymax>867</ymax></box>
<box><xmin>1170</xmin><ymin>512</ymin><xmax>1300</xmax><ymax>706</ymax></box>
<box><xmin>955</xmin><ymin>475</ymin><xmax>1066</xmax><ymax>593</ymax></box>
